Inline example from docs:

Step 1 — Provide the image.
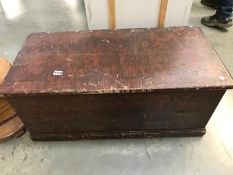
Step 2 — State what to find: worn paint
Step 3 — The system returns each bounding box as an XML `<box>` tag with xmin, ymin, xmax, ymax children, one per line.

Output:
<box><xmin>0</xmin><ymin>27</ymin><xmax>233</xmax><ymax>96</ymax></box>
<box><xmin>0</xmin><ymin>27</ymin><xmax>233</xmax><ymax>140</ymax></box>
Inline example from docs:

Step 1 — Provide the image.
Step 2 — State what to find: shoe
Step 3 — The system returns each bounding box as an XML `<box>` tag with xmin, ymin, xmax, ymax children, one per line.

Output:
<box><xmin>201</xmin><ymin>15</ymin><xmax>233</xmax><ymax>28</ymax></box>
<box><xmin>201</xmin><ymin>0</ymin><xmax>218</xmax><ymax>9</ymax></box>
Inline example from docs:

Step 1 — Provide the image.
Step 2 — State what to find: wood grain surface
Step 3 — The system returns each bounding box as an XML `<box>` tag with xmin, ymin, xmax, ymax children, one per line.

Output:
<box><xmin>0</xmin><ymin>27</ymin><xmax>232</xmax><ymax>96</ymax></box>
<box><xmin>0</xmin><ymin>58</ymin><xmax>11</xmax><ymax>85</ymax></box>
<box><xmin>0</xmin><ymin>59</ymin><xmax>15</xmax><ymax>124</ymax></box>
<box><xmin>1</xmin><ymin>27</ymin><xmax>232</xmax><ymax>140</ymax></box>
<box><xmin>30</xmin><ymin>128</ymin><xmax>206</xmax><ymax>141</ymax></box>
<box><xmin>0</xmin><ymin>116</ymin><xmax>24</xmax><ymax>142</ymax></box>
<box><xmin>0</xmin><ymin>99</ymin><xmax>8</xmax><ymax>108</ymax></box>
<box><xmin>8</xmin><ymin>90</ymin><xmax>224</xmax><ymax>138</ymax></box>
<box><xmin>0</xmin><ymin>106</ymin><xmax>16</xmax><ymax>124</ymax></box>
<box><xmin>0</xmin><ymin>58</ymin><xmax>25</xmax><ymax>142</ymax></box>
<box><xmin>108</xmin><ymin>0</ymin><xmax>116</xmax><ymax>29</ymax></box>
<box><xmin>158</xmin><ymin>0</ymin><xmax>169</xmax><ymax>27</ymax></box>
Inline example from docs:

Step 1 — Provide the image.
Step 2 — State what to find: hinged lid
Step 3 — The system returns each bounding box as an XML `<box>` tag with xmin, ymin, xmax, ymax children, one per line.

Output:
<box><xmin>1</xmin><ymin>27</ymin><xmax>233</xmax><ymax>96</ymax></box>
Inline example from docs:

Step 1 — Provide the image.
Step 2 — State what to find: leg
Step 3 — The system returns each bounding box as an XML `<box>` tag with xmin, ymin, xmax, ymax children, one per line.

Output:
<box><xmin>201</xmin><ymin>0</ymin><xmax>233</xmax><ymax>28</ymax></box>
<box><xmin>216</xmin><ymin>0</ymin><xmax>233</xmax><ymax>19</ymax></box>
<box><xmin>201</xmin><ymin>0</ymin><xmax>219</xmax><ymax>9</ymax></box>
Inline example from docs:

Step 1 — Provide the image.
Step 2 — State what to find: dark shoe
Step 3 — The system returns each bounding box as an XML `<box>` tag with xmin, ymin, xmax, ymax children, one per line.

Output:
<box><xmin>201</xmin><ymin>15</ymin><xmax>233</xmax><ymax>28</ymax></box>
<box><xmin>201</xmin><ymin>0</ymin><xmax>218</xmax><ymax>9</ymax></box>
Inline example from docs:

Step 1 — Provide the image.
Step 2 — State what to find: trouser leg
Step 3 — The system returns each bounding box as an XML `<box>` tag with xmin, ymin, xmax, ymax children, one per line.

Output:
<box><xmin>216</xmin><ymin>0</ymin><xmax>233</xmax><ymax>19</ymax></box>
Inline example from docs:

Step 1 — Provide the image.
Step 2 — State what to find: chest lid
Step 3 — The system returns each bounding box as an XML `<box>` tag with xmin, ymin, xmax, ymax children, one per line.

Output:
<box><xmin>1</xmin><ymin>27</ymin><xmax>233</xmax><ymax>96</ymax></box>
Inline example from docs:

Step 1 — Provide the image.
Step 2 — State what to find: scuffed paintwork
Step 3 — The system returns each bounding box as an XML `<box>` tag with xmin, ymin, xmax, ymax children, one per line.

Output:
<box><xmin>0</xmin><ymin>27</ymin><xmax>232</xmax><ymax>96</ymax></box>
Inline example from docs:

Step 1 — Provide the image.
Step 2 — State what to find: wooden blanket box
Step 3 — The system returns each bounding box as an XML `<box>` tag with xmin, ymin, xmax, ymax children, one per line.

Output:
<box><xmin>0</xmin><ymin>27</ymin><xmax>233</xmax><ymax>141</ymax></box>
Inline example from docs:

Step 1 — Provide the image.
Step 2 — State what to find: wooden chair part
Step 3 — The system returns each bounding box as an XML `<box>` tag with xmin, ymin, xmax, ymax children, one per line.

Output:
<box><xmin>0</xmin><ymin>116</ymin><xmax>25</xmax><ymax>142</ymax></box>
<box><xmin>0</xmin><ymin>58</ymin><xmax>25</xmax><ymax>142</ymax></box>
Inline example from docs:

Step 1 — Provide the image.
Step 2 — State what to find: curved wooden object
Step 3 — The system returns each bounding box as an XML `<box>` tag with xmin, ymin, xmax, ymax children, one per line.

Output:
<box><xmin>0</xmin><ymin>58</ymin><xmax>25</xmax><ymax>142</ymax></box>
<box><xmin>0</xmin><ymin>99</ymin><xmax>8</xmax><ymax>110</ymax></box>
<box><xmin>0</xmin><ymin>105</ymin><xmax>16</xmax><ymax>124</ymax></box>
<box><xmin>0</xmin><ymin>116</ymin><xmax>25</xmax><ymax>142</ymax></box>
<box><xmin>0</xmin><ymin>58</ymin><xmax>11</xmax><ymax>84</ymax></box>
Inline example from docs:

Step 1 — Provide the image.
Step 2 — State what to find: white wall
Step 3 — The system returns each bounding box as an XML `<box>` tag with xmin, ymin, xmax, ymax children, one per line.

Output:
<box><xmin>115</xmin><ymin>0</ymin><xmax>161</xmax><ymax>29</ymax></box>
<box><xmin>85</xmin><ymin>0</ymin><xmax>193</xmax><ymax>30</ymax></box>
<box><xmin>84</xmin><ymin>0</ymin><xmax>109</xmax><ymax>29</ymax></box>
<box><xmin>165</xmin><ymin>0</ymin><xmax>193</xmax><ymax>27</ymax></box>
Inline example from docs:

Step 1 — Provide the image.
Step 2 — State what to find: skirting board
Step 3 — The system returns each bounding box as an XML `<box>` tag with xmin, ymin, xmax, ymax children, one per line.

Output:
<box><xmin>30</xmin><ymin>128</ymin><xmax>206</xmax><ymax>141</ymax></box>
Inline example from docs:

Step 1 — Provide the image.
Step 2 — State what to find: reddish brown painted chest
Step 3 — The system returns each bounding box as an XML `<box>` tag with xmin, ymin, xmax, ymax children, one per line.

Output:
<box><xmin>1</xmin><ymin>27</ymin><xmax>233</xmax><ymax>141</ymax></box>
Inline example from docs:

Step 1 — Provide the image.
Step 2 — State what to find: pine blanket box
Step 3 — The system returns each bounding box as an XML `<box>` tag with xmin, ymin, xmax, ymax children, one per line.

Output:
<box><xmin>0</xmin><ymin>27</ymin><xmax>233</xmax><ymax>141</ymax></box>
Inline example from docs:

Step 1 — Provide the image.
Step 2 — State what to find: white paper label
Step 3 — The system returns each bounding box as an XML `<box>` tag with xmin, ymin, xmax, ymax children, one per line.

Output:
<box><xmin>53</xmin><ymin>70</ymin><xmax>63</xmax><ymax>76</ymax></box>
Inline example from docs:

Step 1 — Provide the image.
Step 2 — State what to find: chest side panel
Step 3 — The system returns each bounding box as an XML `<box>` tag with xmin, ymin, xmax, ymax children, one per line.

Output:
<box><xmin>8</xmin><ymin>90</ymin><xmax>225</xmax><ymax>135</ymax></box>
